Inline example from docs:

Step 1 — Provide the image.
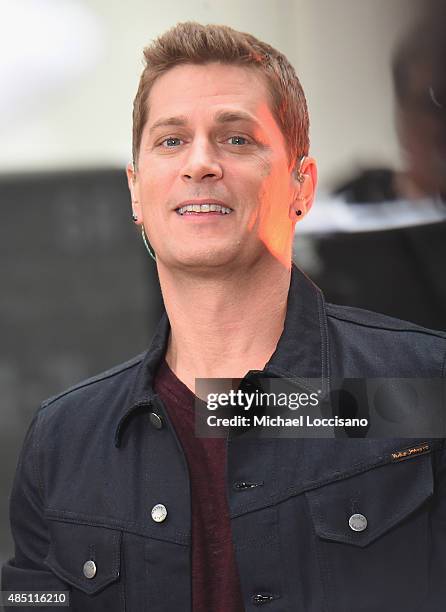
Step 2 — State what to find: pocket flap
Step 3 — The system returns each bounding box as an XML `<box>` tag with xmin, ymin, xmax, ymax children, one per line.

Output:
<box><xmin>306</xmin><ymin>453</ymin><xmax>433</xmax><ymax>548</ymax></box>
<box><xmin>44</xmin><ymin>520</ymin><xmax>121</xmax><ymax>595</ymax></box>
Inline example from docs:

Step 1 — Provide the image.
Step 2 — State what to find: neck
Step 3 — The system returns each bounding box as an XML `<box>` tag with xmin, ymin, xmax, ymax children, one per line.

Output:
<box><xmin>157</xmin><ymin>257</ymin><xmax>292</xmax><ymax>393</ymax></box>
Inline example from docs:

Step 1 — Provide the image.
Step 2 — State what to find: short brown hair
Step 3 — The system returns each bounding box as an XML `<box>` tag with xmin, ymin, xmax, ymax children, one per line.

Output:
<box><xmin>132</xmin><ymin>22</ymin><xmax>309</xmax><ymax>169</ymax></box>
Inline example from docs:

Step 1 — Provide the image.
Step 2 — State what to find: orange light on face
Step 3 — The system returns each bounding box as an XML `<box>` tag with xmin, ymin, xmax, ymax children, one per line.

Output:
<box><xmin>128</xmin><ymin>63</ymin><xmax>315</xmax><ymax>272</ymax></box>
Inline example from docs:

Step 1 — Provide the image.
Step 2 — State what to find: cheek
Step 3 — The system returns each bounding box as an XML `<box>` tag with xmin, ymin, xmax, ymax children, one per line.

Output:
<box><xmin>257</xmin><ymin>156</ymin><xmax>272</xmax><ymax>179</ymax></box>
<box><xmin>260</xmin><ymin>163</ymin><xmax>290</xmax><ymax>206</ymax></box>
<box><xmin>140</xmin><ymin>168</ymin><xmax>175</xmax><ymax>205</ymax></box>
<box><xmin>230</xmin><ymin>157</ymin><xmax>272</xmax><ymax>196</ymax></box>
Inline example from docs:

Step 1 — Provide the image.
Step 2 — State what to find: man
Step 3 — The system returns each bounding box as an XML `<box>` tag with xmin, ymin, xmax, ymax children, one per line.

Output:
<box><xmin>2</xmin><ymin>22</ymin><xmax>446</xmax><ymax>612</ymax></box>
<box><xmin>307</xmin><ymin>7</ymin><xmax>446</xmax><ymax>331</ymax></box>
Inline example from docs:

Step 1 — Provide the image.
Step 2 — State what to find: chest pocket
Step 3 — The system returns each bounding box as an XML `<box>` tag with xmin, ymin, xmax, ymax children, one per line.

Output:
<box><xmin>304</xmin><ymin>453</ymin><xmax>434</xmax><ymax>610</ymax></box>
<box><xmin>306</xmin><ymin>451</ymin><xmax>433</xmax><ymax>546</ymax></box>
<box><xmin>44</xmin><ymin>519</ymin><xmax>123</xmax><ymax>610</ymax></box>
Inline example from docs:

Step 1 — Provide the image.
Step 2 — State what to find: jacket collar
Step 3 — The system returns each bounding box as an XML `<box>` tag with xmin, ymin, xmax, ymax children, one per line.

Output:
<box><xmin>114</xmin><ymin>263</ymin><xmax>329</xmax><ymax>447</ymax></box>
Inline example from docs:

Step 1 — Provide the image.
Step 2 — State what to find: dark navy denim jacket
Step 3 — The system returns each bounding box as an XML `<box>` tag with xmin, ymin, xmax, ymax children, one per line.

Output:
<box><xmin>2</xmin><ymin>265</ymin><xmax>446</xmax><ymax>611</ymax></box>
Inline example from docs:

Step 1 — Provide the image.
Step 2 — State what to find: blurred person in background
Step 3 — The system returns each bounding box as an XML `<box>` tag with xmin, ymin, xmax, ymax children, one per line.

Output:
<box><xmin>392</xmin><ymin>6</ymin><xmax>446</xmax><ymax>202</ymax></box>
<box><xmin>335</xmin><ymin>3</ymin><xmax>445</xmax><ymax>203</ymax></box>
<box><xmin>2</xmin><ymin>21</ymin><xmax>446</xmax><ymax>612</ymax></box>
<box><xmin>305</xmin><ymin>0</ymin><xmax>446</xmax><ymax>330</ymax></box>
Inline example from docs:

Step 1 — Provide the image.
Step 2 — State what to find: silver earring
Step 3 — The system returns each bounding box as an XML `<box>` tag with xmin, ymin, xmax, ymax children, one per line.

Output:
<box><xmin>141</xmin><ymin>225</ymin><xmax>157</xmax><ymax>262</ymax></box>
<box><xmin>132</xmin><ymin>212</ymin><xmax>138</xmax><ymax>222</ymax></box>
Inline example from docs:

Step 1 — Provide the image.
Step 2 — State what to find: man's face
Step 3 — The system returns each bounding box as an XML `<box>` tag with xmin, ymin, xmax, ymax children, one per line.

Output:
<box><xmin>396</xmin><ymin>60</ymin><xmax>446</xmax><ymax>196</ymax></box>
<box><xmin>128</xmin><ymin>62</ymin><xmax>314</xmax><ymax>271</ymax></box>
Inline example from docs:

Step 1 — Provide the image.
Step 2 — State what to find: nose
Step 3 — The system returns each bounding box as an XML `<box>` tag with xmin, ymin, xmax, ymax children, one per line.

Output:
<box><xmin>181</xmin><ymin>138</ymin><xmax>223</xmax><ymax>183</ymax></box>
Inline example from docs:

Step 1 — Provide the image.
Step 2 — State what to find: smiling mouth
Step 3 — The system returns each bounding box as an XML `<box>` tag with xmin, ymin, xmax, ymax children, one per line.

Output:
<box><xmin>175</xmin><ymin>203</ymin><xmax>233</xmax><ymax>215</ymax></box>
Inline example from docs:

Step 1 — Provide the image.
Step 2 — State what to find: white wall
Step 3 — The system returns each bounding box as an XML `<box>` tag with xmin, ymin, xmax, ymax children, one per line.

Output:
<box><xmin>2</xmin><ymin>0</ymin><xmax>420</xmax><ymax>188</ymax></box>
<box><xmin>294</xmin><ymin>0</ymin><xmax>421</xmax><ymax>188</ymax></box>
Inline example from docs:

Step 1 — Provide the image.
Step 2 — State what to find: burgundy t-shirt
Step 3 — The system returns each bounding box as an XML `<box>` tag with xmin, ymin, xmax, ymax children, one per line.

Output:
<box><xmin>153</xmin><ymin>359</ymin><xmax>245</xmax><ymax>612</ymax></box>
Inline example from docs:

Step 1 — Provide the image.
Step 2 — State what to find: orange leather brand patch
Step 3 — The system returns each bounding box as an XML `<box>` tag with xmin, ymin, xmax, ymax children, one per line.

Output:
<box><xmin>391</xmin><ymin>443</ymin><xmax>430</xmax><ymax>462</ymax></box>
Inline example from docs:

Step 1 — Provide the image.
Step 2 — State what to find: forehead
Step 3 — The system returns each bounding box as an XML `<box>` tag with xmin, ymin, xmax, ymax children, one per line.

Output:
<box><xmin>146</xmin><ymin>62</ymin><xmax>275</xmax><ymax>128</ymax></box>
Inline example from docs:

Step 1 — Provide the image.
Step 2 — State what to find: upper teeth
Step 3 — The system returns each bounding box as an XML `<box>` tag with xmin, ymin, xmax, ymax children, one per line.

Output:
<box><xmin>177</xmin><ymin>204</ymin><xmax>232</xmax><ymax>215</ymax></box>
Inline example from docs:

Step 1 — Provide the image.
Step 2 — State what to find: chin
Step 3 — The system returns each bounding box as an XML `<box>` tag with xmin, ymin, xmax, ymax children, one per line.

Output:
<box><xmin>167</xmin><ymin>246</ymin><xmax>242</xmax><ymax>271</ymax></box>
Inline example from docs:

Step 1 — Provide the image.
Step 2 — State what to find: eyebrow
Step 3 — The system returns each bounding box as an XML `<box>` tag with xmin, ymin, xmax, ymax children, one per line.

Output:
<box><xmin>148</xmin><ymin>110</ymin><xmax>261</xmax><ymax>136</ymax></box>
<box><xmin>214</xmin><ymin>110</ymin><xmax>261</xmax><ymax>127</ymax></box>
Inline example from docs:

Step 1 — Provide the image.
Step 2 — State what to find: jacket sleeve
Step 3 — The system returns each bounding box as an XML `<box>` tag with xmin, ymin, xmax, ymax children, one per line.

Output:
<box><xmin>1</xmin><ymin>410</ymin><xmax>69</xmax><ymax>607</ymax></box>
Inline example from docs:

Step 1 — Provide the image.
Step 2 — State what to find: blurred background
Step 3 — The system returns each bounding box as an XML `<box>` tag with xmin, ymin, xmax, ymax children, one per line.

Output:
<box><xmin>1</xmin><ymin>0</ymin><xmax>445</xmax><ymax>575</ymax></box>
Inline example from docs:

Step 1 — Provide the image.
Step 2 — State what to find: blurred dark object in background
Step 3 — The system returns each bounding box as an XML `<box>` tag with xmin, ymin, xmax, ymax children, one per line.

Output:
<box><xmin>309</xmin><ymin>221</ymin><xmax>446</xmax><ymax>331</ymax></box>
<box><xmin>333</xmin><ymin>168</ymin><xmax>398</xmax><ymax>203</ymax></box>
<box><xmin>0</xmin><ymin>168</ymin><xmax>163</xmax><ymax>568</ymax></box>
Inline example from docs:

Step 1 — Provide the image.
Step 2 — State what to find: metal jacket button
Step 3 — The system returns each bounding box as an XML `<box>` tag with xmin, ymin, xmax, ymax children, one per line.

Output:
<box><xmin>151</xmin><ymin>503</ymin><xmax>168</xmax><ymax>522</ymax></box>
<box><xmin>149</xmin><ymin>412</ymin><xmax>164</xmax><ymax>429</ymax></box>
<box><xmin>252</xmin><ymin>593</ymin><xmax>275</xmax><ymax>605</ymax></box>
<box><xmin>349</xmin><ymin>513</ymin><xmax>368</xmax><ymax>532</ymax></box>
<box><xmin>234</xmin><ymin>481</ymin><xmax>264</xmax><ymax>490</ymax></box>
<box><xmin>83</xmin><ymin>560</ymin><xmax>97</xmax><ymax>579</ymax></box>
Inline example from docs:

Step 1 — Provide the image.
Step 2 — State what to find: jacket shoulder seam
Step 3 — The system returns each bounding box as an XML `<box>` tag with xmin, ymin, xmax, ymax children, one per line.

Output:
<box><xmin>33</xmin><ymin>411</ymin><xmax>46</xmax><ymax>502</ymax></box>
<box><xmin>327</xmin><ymin>305</ymin><xmax>446</xmax><ymax>340</ymax></box>
<box><xmin>40</xmin><ymin>352</ymin><xmax>146</xmax><ymax>410</ymax></box>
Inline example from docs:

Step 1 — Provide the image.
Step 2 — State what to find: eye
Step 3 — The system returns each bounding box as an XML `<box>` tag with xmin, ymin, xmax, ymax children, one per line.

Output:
<box><xmin>160</xmin><ymin>137</ymin><xmax>183</xmax><ymax>148</ymax></box>
<box><xmin>227</xmin><ymin>135</ymin><xmax>250</xmax><ymax>145</ymax></box>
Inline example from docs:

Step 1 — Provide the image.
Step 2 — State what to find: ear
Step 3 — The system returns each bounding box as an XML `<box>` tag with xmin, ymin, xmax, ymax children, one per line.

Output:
<box><xmin>289</xmin><ymin>156</ymin><xmax>318</xmax><ymax>222</ymax></box>
<box><xmin>126</xmin><ymin>161</ymin><xmax>143</xmax><ymax>224</ymax></box>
